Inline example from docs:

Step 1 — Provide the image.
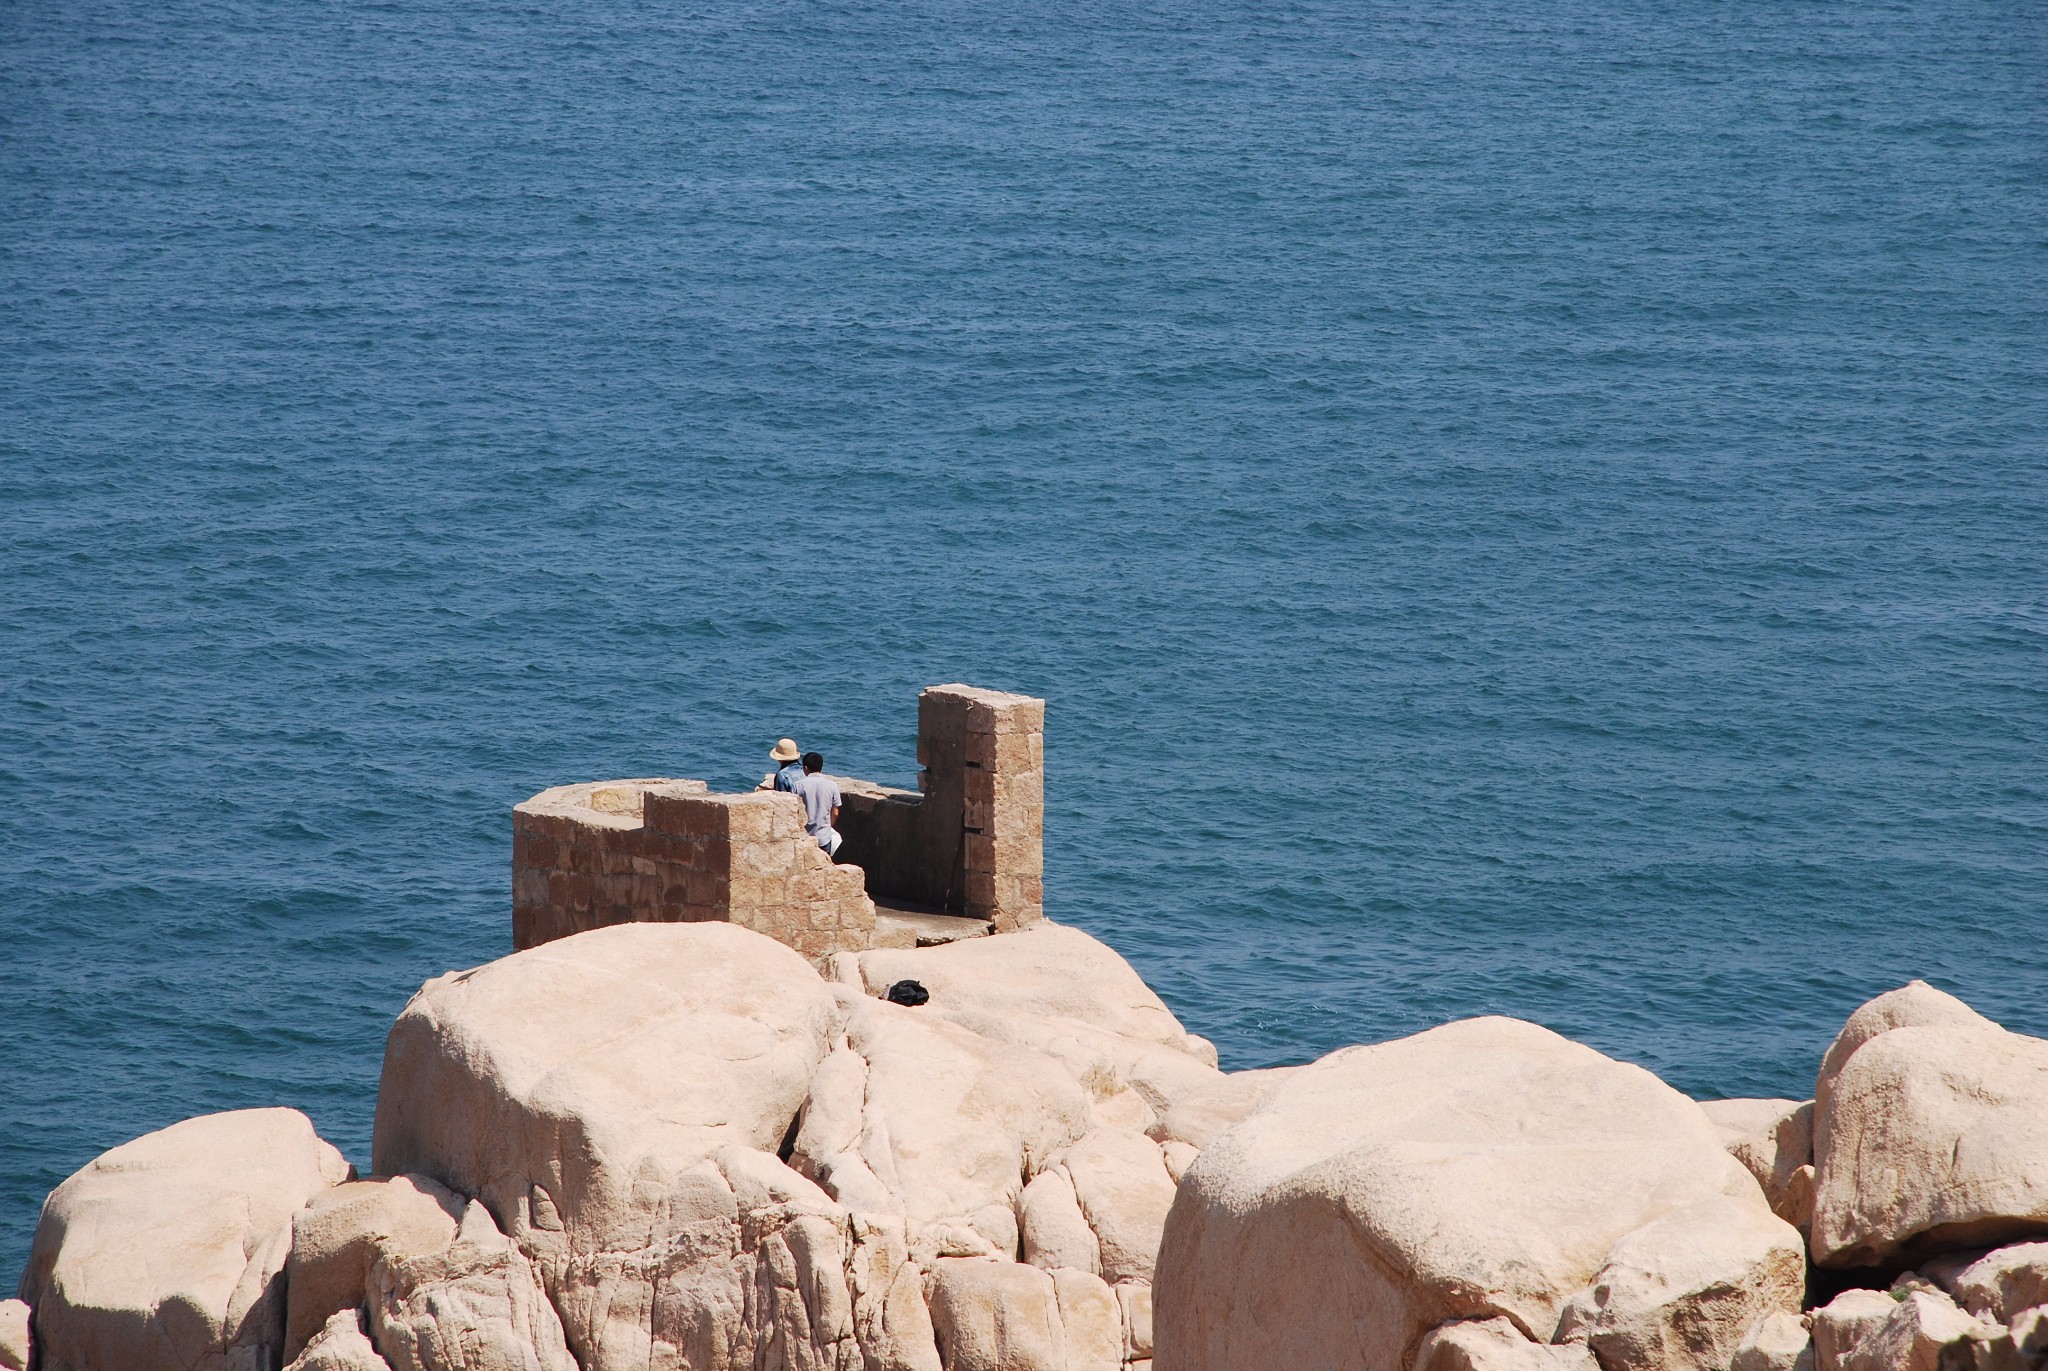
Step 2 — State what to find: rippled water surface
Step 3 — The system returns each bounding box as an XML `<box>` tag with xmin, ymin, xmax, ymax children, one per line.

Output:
<box><xmin>4</xmin><ymin>0</ymin><xmax>2046</xmax><ymax>1275</ymax></box>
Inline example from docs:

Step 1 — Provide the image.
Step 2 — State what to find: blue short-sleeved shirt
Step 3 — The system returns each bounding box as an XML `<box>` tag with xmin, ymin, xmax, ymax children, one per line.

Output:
<box><xmin>792</xmin><ymin>771</ymin><xmax>842</xmax><ymax>835</ymax></box>
<box><xmin>774</xmin><ymin>761</ymin><xmax>804</xmax><ymax>792</ymax></box>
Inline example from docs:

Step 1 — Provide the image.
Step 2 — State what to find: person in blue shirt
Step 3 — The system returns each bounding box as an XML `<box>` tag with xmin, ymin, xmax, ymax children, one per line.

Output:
<box><xmin>791</xmin><ymin>751</ymin><xmax>844</xmax><ymax>858</ymax></box>
<box><xmin>770</xmin><ymin>737</ymin><xmax>804</xmax><ymax>792</ymax></box>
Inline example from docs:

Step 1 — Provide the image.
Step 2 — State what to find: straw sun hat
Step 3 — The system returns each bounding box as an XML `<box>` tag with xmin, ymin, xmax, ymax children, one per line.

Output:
<box><xmin>770</xmin><ymin>738</ymin><xmax>801</xmax><ymax>763</ymax></box>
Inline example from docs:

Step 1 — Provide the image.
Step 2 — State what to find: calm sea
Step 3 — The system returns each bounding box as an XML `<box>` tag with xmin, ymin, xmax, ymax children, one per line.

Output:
<box><xmin>3</xmin><ymin>0</ymin><xmax>2044</xmax><ymax>1275</ymax></box>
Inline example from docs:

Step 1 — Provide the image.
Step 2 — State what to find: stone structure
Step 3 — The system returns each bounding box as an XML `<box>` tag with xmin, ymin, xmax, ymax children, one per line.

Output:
<box><xmin>510</xmin><ymin>684</ymin><xmax>1045</xmax><ymax>961</ymax></box>
<box><xmin>512</xmin><ymin>778</ymin><xmax>876</xmax><ymax>962</ymax></box>
<box><xmin>836</xmin><ymin>683</ymin><xmax>1046</xmax><ymax>933</ymax></box>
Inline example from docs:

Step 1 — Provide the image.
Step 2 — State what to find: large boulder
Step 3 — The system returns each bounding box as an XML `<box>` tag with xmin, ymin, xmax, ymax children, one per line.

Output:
<box><xmin>1928</xmin><ymin>1241</ymin><xmax>2048</xmax><ymax>1323</ymax></box>
<box><xmin>1553</xmin><ymin>1198</ymin><xmax>1806</xmax><ymax>1371</ymax></box>
<box><xmin>19</xmin><ymin>1107</ymin><xmax>350</xmax><ymax>1371</ymax></box>
<box><xmin>284</xmin><ymin>1174</ymin><xmax>463</xmax><ymax>1360</ymax></box>
<box><xmin>794</xmin><ymin>994</ymin><xmax>1093</xmax><ymax>1262</ymax></box>
<box><xmin>367</xmin><ymin>1199</ymin><xmax>576</xmax><ymax>1371</ymax></box>
<box><xmin>370</xmin><ymin>921</ymin><xmax>853</xmax><ymax>1371</ymax></box>
<box><xmin>847</xmin><ymin>924</ymin><xmax>1224</xmax><ymax>1118</ymax></box>
<box><xmin>1813</xmin><ymin>1288</ymin><xmax>1996</xmax><ymax>1371</ymax></box>
<box><xmin>1812</xmin><ymin>984</ymin><xmax>2048</xmax><ymax>1268</ymax></box>
<box><xmin>1154</xmin><ymin>1017</ymin><xmax>1803</xmax><ymax>1371</ymax></box>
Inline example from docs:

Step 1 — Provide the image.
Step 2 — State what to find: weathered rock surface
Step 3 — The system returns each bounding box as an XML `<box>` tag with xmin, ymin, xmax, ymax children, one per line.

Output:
<box><xmin>285</xmin><ymin>1174</ymin><xmax>463</xmax><ymax>1360</ymax></box>
<box><xmin>1416</xmin><ymin>1317</ymin><xmax>1602</xmax><ymax>1371</ymax></box>
<box><xmin>20</xmin><ymin>1107</ymin><xmax>350</xmax><ymax>1371</ymax></box>
<box><xmin>1055</xmin><ymin>1130</ymin><xmax>1176</xmax><ymax>1286</ymax></box>
<box><xmin>1154</xmin><ymin>1016</ymin><xmax>1801</xmax><ymax>1371</ymax></box>
<box><xmin>927</xmin><ymin>1259</ymin><xmax>1065</xmax><ymax>1371</ymax></box>
<box><xmin>848</xmin><ymin>924</ymin><xmax>1224</xmax><ymax>1118</ymax></box>
<box><xmin>368</xmin><ymin>1198</ymin><xmax>576</xmax><ymax>1371</ymax></box>
<box><xmin>1731</xmin><ymin>1310</ymin><xmax>1813</xmax><ymax>1371</ymax></box>
<box><xmin>1554</xmin><ymin>1197</ymin><xmax>1805</xmax><ymax>1371</ymax></box>
<box><xmin>285</xmin><ymin>1310</ymin><xmax>392</xmax><ymax>1371</ymax></box>
<box><xmin>1818</xmin><ymin>1289</ymin><xmax>1996</xmax><ymax>1371</ymax></box>
<box><xmin>1925</xmin><ymin>1242</ymin><xmax>2048</xmax><ymax>1324</ymax></box>
<box><xmin>1812</xmin><ymin>1291</ymin><xmax>1904</xmax><ymax>1371</ymax></box>
<box><xmin>0</xmin><ymin>1299</ymin><xmax>29</xmax><ymax>1371</ymax></box>
<box><xmin>371</xmin><ymin>921</ymin><xmax>851</xmax><ymax>1371</ymax></box>
<box><xmin>1701</xmin><ymin>1099</ymin><xmax>1818</xmax><ymax>1238</ymax></box>
<box><xmin>1812</xmin><ymin>984</ymin><xmax>2048</xmax><ymax>1268</ymax></box>
<box><xmin>1145</xmin><ymin>1067</ymin><xmax>1298</xmax><ymax>1150</ymax></box>
<box><xmin>798</xmin><ymin>993</ymin><xmax>1092</xmax><ymax>1258</ymax></box>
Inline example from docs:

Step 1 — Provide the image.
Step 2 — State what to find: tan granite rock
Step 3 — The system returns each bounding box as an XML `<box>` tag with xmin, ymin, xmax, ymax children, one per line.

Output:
<box><xmin>371</xmin><ymin>921</ymin><xmax>853</xmax><ymax>1371</ymax></box>
<box><xmin>1554</xmin><ymin>1196</ymin><xmax>1806</xmax><ymax>1371</ymax></box>
<box><xmin>1154</xmin><ymin>1017</ymin><xmax>1798</xmax><ymax>1371</ymax></box>
<box><xmin>845</xmin><ymin>1215</ymin><xmax>943</xmax><ymax>1371</ymax></box>
<box><xmin>1115</xmin><ymin>1281</ymin><xmax>1152</xmax><ymax>1362</ymax></box>
<box><xmin>1812</xmin><ymin>1291</ymin><xmax>1902</xmax><ymax>1371</ymax></box>
<box><xmin>852</xmin><ymin>924</ymin><xmax>1224</xmax><ymax>1117</ymax></box>
<box><xmin>1056</xmin><ymin>1129</ymin><xmax>1177</xmax><ymax>1286</ymax></box>
<box><xmin>1146</xmin><ymin>1067</ymin><xmax>1300</xmax><ymax>1150</ymax></box>
<box><xmin>1050</xmin><ymin>1268</ymin><xmax>1122</xmax><ymax>1371</ymax></box>
<box><xmin>1019</xmin><ymin>1169</ymin><xmax>1100</xmax><ymax>1275</ymax></box>
<box><xmin>1416</xmin><ymin>1318</ymin><xmax>1602</xmax><ymax>1371</ymax></box>
<box><xmin>0</xmin><ymin>1300</ymin><xmax>29</xmax><ymax>1371</ymax></box>
<box><xmin>926</xmin><ymin>1259</ymin><xmax>1064</xmax><ymax>1371</ymax></box>
<box><xmin>796</xmin><ymin>994</ymin><xmax>1092</xmax><ymax>1258</ymax></box>
<box><xmin>285</xmin><ymin>1174</ymin><xmax>462</xmax><ymax>1361</ymax></box>
<box><xmin>20</xmin><ymin>1107</ymin><xmax>350</xmax><ymax>1371</ymax></box>
<box><xmin>1701</xmin><ymin>1099</ymin><xmax>1817</xmax><ymax>1237</ymax></box>
<box><xmin>1701</xmin><ymin>1099</ymin><xmax>1806</xmax><ymax>1148</ymax></box>
<box><xmin>1812</xmin><ymin>986</ymin><xmax>2048</xmax><ymax>1268</ymax></box>
<box><xmin>1731</xmin><ymin>1311</ymin><xmax>1813</xmax><ymax>1371</ymax></box>
<box><xmin>367</xmin><ymin>1199</ymin><xmax>574</xmax><ymax>1371</ymax></box>
<box><xmin>284</xmin><ymin>1310</ymin><xmax>391</xmax><ymax>1371</ymax></box>
<box><xmin>1929</xmin><ymin>1242</ymin><xmax>2048</xmax><ymax>1323</ymax></box>
<box><xmin>1828</xmin><ymin>1289</ymin><xmax>1996</xmax><ymax>1371</ymax></box>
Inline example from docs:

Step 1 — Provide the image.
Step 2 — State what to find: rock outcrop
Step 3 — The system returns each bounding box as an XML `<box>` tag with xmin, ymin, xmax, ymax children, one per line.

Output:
<box><xmin>1153</xmin><ymin>1016</ymin><xmax>1804</xmax><ymax>1371</ymax></box>
<box><xmin>1701</xmin><ymin>1098</ymin><xmax>1817</xmax><ymax>1239</ymax></box>
<box><xmin>370</xmin><ymin>920</ymin><xmax>850</xmax><ymax>1371</ymax></box>
<box><xmin>284</xmin><ymin>1310</ymin><xmax>392</xmax><ymax>1371</ymax></box>
<box><xmin>285</xmin><ymin>1174</ymin><xmax>464</xmax><ymax>1361</ymax></box>
<box><xmin>19</xmin><ymin>1107</ymin><xmax>351</xmax><ymax>1371</ymax></box>
<box><xmin>17</xmin><ymin>924</ymin><xmax>2048</xmax><ymax>1371</ymax></box>
<box><xmin>1811</xmin><ymin>983</ymin><xmax>2048</xmax><ymax>1268</ymax></box>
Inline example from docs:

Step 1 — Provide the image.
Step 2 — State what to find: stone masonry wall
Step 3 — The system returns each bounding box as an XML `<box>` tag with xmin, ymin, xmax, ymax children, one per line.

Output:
<box><xmin>836</xmin><ymin>684</ymin><xmax>1045</xmax><ymax>932</ymax></box>
<box><xmin>512</xmin><ymin>778</ymin><xmax>874</xmax><ymax>961</ymax></box>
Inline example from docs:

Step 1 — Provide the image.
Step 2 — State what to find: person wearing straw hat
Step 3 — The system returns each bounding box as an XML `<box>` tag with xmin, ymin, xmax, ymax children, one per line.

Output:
<box><xmin>769</xmin><ymin>738</ymin><xmax>804</xmax><ymax>793</ymax></box>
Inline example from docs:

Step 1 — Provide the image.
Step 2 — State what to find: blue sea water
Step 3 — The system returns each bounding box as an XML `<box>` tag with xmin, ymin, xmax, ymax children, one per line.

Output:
<box><xmin>3</xmin><ymin>0</ymin><xmax>2046</xmax><ymax>1278</ymax></box>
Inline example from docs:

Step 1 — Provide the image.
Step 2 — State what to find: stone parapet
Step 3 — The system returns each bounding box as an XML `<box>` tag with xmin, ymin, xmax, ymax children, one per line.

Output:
<box><xmin>512</xmin><ymin>778</ymin><xmax>873</xmax><ymax>962</ymax></box>
<box><xmin>937</xmin><ymin>684</ymin><xmax>1045</xmax><ymax>932</ymax></box>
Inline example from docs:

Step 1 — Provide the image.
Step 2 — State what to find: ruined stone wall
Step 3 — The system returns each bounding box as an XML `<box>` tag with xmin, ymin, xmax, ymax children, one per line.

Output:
<box><xmin>836</xmin><ymin>683</ymin><xmax>1045</xmax><ymax>932</ymax></box>
<box><xmin>512</xmin><ymin>778</ymin><xmax>874</xmax><ymax>961</ymax></box>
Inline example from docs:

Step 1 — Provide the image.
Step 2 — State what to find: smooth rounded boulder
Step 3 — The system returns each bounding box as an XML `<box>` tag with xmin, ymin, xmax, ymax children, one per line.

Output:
<box><xmin>1812</xmin><ymin>984</ymin><xmax>2048</xmax><ymax>1268</ymax></box>
<box><xmin>20</xmin><ymin>1108</ymin><xmax>351</xmax><ymax>1371</ymax></box>
<box><xmin>370</xmin><ymin>921</ymin><xmax>848</xmax><ymax>1371</ymax></box>
<box><xmin>1154</xmin><ymin>1017</ymin><xmax>1802</xmax><ymax>1371</ymax></box>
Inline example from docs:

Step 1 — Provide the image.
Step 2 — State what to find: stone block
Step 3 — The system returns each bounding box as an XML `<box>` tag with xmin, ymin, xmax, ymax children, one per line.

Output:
<box><xmin>643</xmin><ymin>790</ymin><xmax>728</xmax><ymax>839</ymax></box>
<box><xmin>513</xmin><ymin>831</ymin><xmax>557</xmax><ymax>870</ymax></box>
<box><xmin>963</xmin><ymin>833</ymin><xmax>995</xmax><ymax>874</ymax></box>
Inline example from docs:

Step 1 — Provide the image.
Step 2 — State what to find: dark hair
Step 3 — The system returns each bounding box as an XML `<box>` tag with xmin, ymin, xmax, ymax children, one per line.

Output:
<box><xmin>802</xmin><ymin>751</ymin><xmax>824</xmax><ymax>772</ymax></box>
